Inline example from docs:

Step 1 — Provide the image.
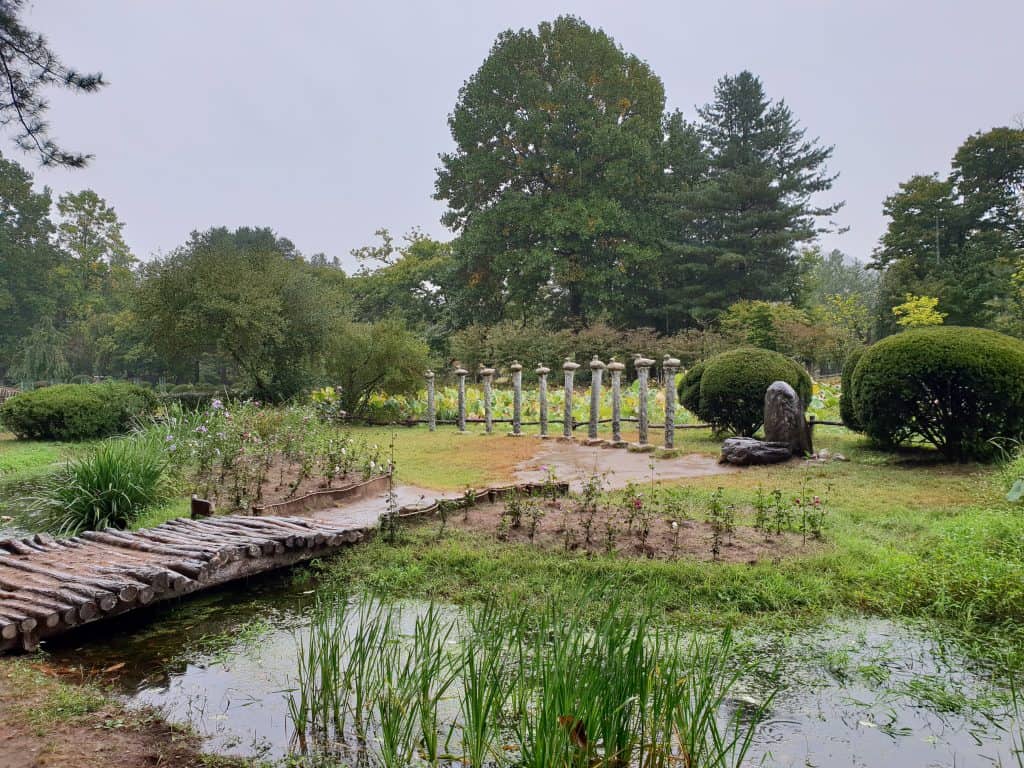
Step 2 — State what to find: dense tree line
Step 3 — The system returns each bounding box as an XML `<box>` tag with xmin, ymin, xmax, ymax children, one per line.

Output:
<box><xmin>2</xmin><ymin>15</ymin><xmax>1021</xmax><ymax>401</ymax></box>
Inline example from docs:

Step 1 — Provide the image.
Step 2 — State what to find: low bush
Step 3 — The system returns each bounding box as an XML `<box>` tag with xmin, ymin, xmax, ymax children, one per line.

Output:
<box><xmin>0</xmin><ymin>382</ymin><xmax>158</xmax><ymax>441</ymax></box>
<box><xmin>22</xmin><ymin>434</ymin><xmax>175</xmax><ymax>535</ymax></box>
<box><xmin>678</xmin><ymin>360</ymin><xmax>705</xmax><ymax>415</ymax></box>
<box><xmin>839</xmin><ymin>347</ymin><xmax>866</xmax><ymax>432</ymax></box>
<box><xmin>850</xmin><ymin>326</ymin><xmax>1024</xmax><ymax>461</ymax></box>
<box><xmin>682</xmin><ymin>347</ymin><xmax>812</xmax><ymax>436</ymax></box>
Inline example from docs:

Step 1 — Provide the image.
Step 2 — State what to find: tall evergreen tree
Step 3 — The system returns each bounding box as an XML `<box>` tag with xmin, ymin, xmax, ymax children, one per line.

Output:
<box><xmin>662</xmin><ymin>71</ymin><xmax>840</xmax><ymax>326</ymax></box>
<box><xmin>0</xmin><ymin>0</ymin><xmax>105</xmax><ymax>166</ymax></box>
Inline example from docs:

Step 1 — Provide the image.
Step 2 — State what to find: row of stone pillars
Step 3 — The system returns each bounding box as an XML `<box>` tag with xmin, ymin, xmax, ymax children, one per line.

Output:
<box><xmin>424</xmin><ymin>355</ymin><xmax>683</xmax><ymax>450</ymax></box>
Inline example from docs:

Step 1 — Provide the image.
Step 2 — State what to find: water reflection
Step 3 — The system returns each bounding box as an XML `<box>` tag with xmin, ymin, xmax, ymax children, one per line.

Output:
<box><xmin>43</xmin><ymin>572</ymin><xmax>1021</xmax><ymax>767</ymax></box>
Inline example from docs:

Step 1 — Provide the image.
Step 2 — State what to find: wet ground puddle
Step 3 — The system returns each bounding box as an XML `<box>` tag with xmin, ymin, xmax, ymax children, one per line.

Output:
<box><xmin>44</xmin><ymin>572</ymin><xmax>1021</xmax><ymax>767</ymax></box>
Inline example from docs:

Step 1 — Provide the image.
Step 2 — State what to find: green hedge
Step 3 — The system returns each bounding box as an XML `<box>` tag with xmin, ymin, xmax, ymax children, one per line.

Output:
<box><xmin>681</xmin><ymin>347</ymin><xmax>812</xmax><ymax>436</ymax></box>
<box><xmin>850</xmin><ymin>326</ymin><xmax>1024</xmax><ymax>461</ymax></box>
<box><xmin>0</xmin><ymin>382</ymin><xmax>158</xmax><ymax>441</ymax></box>
<box><xmin>839</xmin><ymin>346</ymin><xmax>866</xmax><ymax>432</ymax></box>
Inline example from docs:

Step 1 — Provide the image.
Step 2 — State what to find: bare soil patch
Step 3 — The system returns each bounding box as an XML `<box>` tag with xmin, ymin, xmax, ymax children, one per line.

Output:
<box><xmin>0</xmin><ymin>658</ymin><xmax>236</xmax><ymax>768</ymax></box>
<box><xmin>446</xmin><ymin>498</ymin><xmax>820</xmax><ymax>564</ymax></box>
<box><xmin>514</xmin><ymin>440</ymin><xmax>737</xmax><ymax>492</ymax></box>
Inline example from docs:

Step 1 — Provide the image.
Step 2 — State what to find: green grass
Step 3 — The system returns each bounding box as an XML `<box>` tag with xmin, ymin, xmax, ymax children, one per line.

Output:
<box><xmin>320</xmin><ymin>424</ymin><xmax>1024</xmax><ymax>667</ymax></box>
<box><xmin>0</xmin><ymin>432</ymin><xmax>95</xmax><ymax>482</ymax></box>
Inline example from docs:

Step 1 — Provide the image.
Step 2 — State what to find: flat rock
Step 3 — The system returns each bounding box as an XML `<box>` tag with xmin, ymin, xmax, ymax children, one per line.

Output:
<box><xmin>719</xmin><ymin>437</ymin><xmax>793</xmax><ymax>466</ymax></box>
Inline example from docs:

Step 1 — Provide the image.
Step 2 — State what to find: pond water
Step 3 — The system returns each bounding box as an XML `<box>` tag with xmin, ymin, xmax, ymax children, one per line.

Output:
<box><xmin>44</xmin><ymin>571</ymin><xmax>1021</xmax><ymax>767</ymax></box>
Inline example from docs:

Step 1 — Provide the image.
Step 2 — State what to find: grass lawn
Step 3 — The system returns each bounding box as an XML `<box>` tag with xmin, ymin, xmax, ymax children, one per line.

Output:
<box><xmin>319</xmin><ymin>424</ymin><xmax>1024</xmax><ymax>668</ymax></box>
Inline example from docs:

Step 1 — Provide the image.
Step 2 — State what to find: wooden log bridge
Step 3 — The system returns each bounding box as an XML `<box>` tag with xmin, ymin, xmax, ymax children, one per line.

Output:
<box><xmin>0</xmin><ymin>515</ymin><xmax>369</xmax><ymax>654</ymax></box>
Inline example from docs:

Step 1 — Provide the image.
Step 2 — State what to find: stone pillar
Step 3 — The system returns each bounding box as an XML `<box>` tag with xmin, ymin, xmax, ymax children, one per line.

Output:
<box><xmin>562</xmin><ymin>359</ymin><xmax>580</xmax><ymax>439</ymax></box>
<box><xmin>455</xmin><ymin>364</ymin><xmax>468</xmax><ymax>433</ymax></box>
<box><xmin>425</xmin><ymin>370</ymin><xmax>436</xmax><ymax>432</ymax></box>
<box><xmin>634</xmin><ymin>356</ymin><xmax>654</xmax><ymax>447</ymax></box>
<box><xmin>588</xmin><ymin>355</ymin><xmax>605</xmax><ymax>441</ymax></box>
<box><xmin>662</xmin><ymin>355</ymin><xmax>681</xmax><ymax>449</ymax></box>
<box><xmin>510</xmin><ymin>361</ymin><xmax>523</xmax><ymax>436</ymax></box>
<box><xmin>608</xmin><ymin>358</ymin><xmax>625</xmax><ymax>446</ymax></box>
<box><xmin>479</xmin><ymin>365</ymin><xmax>495</xmax><ymax>434</ymax></box>
<box><xmin>536</xmin><ymin>365</ymin><xmax>551</xmax><ymax>437</ymax></box>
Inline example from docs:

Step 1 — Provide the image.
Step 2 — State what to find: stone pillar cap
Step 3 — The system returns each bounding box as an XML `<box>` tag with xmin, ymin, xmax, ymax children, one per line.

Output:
<box><xmin>535</xmin><ymin>364</ymin><xmax>551</xmax><ymax>375</ymax></box>
<box><xmin>633</xmin><ymin>355</ymin><xmax>654</xmax><ymax>367</ymax></box>
<box><xmin>509</xmin><ymin>360</ymin><xmax>523</xmax><ymax>371</ymax></box>
<box><xmin>479</xmin><ymin>365</ymin><xmax>495</xmax><ymax>377</ymax></box>
<box><xmin>563</xmin><ymin>359</ymin><xmax>581</xmax><ymax>371</ymax></box>
<box><xmin>424</xmin><ymin>369</ymin><xmax>435</xmax><ymax>379</ymax></box>
<box><xmin>607</xmin><ymin>358</ymin><xmax>626</xmax><ymax>371</ymax></box>
<box><xmin>589</xmin><ymin>355</ymin><xmax>606</xmax><ymax>370</ymax></box>
<box><xmin>663</xmin><ymin>355</ymin><xmax>681</xmax><ymax>367</ymax></box>
<box><xmin>454</xmin><ymin>366</ymin><xmax>468</xmax><ymax>376</ymax></box>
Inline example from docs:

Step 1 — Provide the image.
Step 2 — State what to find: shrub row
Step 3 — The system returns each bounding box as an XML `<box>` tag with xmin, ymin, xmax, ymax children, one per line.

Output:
<box><xmin>0</xmin><ymin>382</ymin><xmax>157</xmax><ymax>441</ymax></box>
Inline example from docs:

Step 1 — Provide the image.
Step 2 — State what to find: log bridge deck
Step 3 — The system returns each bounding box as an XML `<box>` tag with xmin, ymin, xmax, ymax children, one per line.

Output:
<box><xmin>0</xmin><ymin>515</ymin><xmax>370</xmax><ymax>653</ymax></box>
<box><xmin>0</xmin><ymin>478</ymin><xmax>569</xmax><ymax>654</ymax></box>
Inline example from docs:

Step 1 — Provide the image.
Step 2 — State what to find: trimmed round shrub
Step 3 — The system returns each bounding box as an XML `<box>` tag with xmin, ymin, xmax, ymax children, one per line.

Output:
<box><xmin>678</xmin><ymin>360</ymin><xmax>705</xmax><ymax>415</ymax></box>
<box><xmin>850</xmin><ymin>326</ymin><xmax>1024</xmax><ymax>461</ymax></box>
<box><xmin>839</xmin><ymin>346</ymin><xmax>866</xmax><ymax>432</ymax></box>
<box><xmin>681</xmin><ymin>347</ymin><xmax>812</xmax><ymax>436</ymax></box>
<box><xmin>0</xmin><ymin>382</ymin><xmax>158</xmax><ymax>441</ymax></box>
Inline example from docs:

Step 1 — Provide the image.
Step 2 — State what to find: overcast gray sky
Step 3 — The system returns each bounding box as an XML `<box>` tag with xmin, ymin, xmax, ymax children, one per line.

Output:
<box><xmin>22</xmin><ymin>0</ymin><xmax>1024</xmax><ymax>270</ymax></box>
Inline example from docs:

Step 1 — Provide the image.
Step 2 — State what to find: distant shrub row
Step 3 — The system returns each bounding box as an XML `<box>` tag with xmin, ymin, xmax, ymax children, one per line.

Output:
<box><xmin>0</xmin><ymin>382</ymin><xmax>158</xmax><ymax>441</ymax></box>
<box><xmin>842</xmin><ymin>327</ymin><xmax>1024</xmax><ymax>461</ymax></box>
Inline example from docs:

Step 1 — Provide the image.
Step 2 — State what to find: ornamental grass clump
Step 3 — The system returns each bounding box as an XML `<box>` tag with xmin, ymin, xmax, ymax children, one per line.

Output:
<box><xmin>24</xmin><ymin>433</ymin><xmax>175</xmax><ymax>535</ymax></box>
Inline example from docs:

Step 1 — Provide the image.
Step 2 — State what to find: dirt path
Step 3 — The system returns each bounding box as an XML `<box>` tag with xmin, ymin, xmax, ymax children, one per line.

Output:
<box><xmin>514</xmin><ymin>440</ymin><xmax>736</xmax><ymax>491</ymax></box>
<box><xmin>0</xmin><ymin>659</ymin><xmax>236</xmax><ymax>768</ymax></box>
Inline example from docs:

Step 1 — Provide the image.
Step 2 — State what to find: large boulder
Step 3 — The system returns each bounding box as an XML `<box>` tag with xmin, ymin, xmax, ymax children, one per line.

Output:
<box><xmin>719</xmin><ymin>437</ymin><xmax>792</xmax><ymax>466</ymax></box>
<box><xmin>763</xmin><ymin>380</ymin><xmax>813</xmax><ymax>456</ymax></box>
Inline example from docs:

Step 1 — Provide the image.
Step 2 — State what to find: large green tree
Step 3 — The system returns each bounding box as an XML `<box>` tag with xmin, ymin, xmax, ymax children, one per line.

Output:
<box><xmin>0</xmin><ymin>153</ymin><xmax>62</xmax><ymax>378</ymax></box>
<box><xmin>54</xmin><ymin>190</ymin><xmax>137</xmax><ymax>375</ymax></box>
<box><xmin>871</xmin><ymin>127</ymin><xmax>1024</xmax><ymax>335</ymax></box>
<box><xmin>135</xmin><ymin>227</ymin><xmax>340</xmax><ymax>399</ymax></box>
<box><xmin>435</xmin><ymin>16</ymin><xmax>666</xmax><ymax>326</ymax></box>
<box><xmin>661</xmin><ymin>71</ymin><xmax>840</xmax><ymax>325</ymax></box>
<box><xmin>0</xmin><ymin>0</ymin><xmax>104</xmax><ymax>166</ymax></box>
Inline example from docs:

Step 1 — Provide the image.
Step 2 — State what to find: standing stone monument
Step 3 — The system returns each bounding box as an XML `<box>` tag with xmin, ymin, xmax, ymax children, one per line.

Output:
<box><xmin>455</xmin><ymin>364</ymin><xmax>468</xmax><ymax>433</ymax></box>
<box><xmin>479</xmin><ymin>365</ymin><xmax>495</xmax><ymax>434</ymax></box>
<box><xmin>536</xmin><ymin>364</ymin><xmax>551</xmax><ymax>438</ymax></box>
<box><xmin>510</xmin><ymin>361</ymin><xmax>523</xmax><ymax>436</ymax></box>
<box><xmin>607</xmin><ymin>358</ymin><xmax>626</xmax><ymax>447</ymax></box>
<box><xmin>632</xmin><ymin>356</ymin><xmax>655</xmax><ymax>451</ymax></box>
<box><xmin>763</xmin><ymin>380</ymin><xmax>813</xmax><ymax>456</ymax></box>
<box><xmin>587</xmin><ymin>355</ymin><xmax>606</xmax><ymax>444</ymax></box>
<box><xmin>424</xmin><ymin>369</ymin><xmax>436</xmax><ymax>432</ymax></box>
<box><xmin>562</xmin><ymin>359</ymin><xmax>580</xmax><ymax>439</ymax></box>
<box><xmin>662</xmin><ymin>355</ymin><xmax>681</xmax><ymax>450</ymax></box>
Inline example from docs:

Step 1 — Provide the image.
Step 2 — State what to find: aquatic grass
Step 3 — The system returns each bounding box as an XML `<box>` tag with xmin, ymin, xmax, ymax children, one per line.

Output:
<box><xmin>286</xmin><ymin>592</ymin><xmax>769</xmax><ymax>767</ymax></box>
